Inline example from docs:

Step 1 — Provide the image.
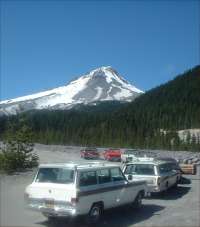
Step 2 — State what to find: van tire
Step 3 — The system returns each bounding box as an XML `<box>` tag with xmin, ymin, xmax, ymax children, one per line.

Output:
<box><xmin>132</xmin><ymin>191</ymin><xmax>143</xmax><ymax>209</ymax></box>
<box><xmin>87</xmin><ymin>203</ymin><xmax>103</xmax><ymax>224</ymax></box>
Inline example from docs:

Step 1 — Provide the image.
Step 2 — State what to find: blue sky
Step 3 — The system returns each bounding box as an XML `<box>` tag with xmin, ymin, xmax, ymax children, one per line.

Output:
<box><xmin>0</xmin><ymin>0</ymin><xmax>199</xmax><ymax>100</ymax></box>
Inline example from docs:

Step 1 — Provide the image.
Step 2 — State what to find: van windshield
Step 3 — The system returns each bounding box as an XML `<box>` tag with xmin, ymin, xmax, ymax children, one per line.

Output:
<box><xmin>125</xmin><ymin>164</ymin><xmax>155</xmax><ymax>175</ymax></box>
<box><xmin>35</xmin><ymin>168</ymin><xmax>74</xmax><ymax>184</ymax></box>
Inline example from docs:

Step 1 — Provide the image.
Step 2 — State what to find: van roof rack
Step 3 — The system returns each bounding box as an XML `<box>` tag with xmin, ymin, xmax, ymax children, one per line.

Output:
<box><xmin>39</xmin><ymin>161</ymin><xmax>118</xmax><ymax>169</ymax></box>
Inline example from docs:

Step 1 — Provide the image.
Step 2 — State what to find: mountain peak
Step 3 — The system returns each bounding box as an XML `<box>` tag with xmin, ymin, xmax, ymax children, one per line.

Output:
<box><xmin>91</xmin><ymin>65</ymin><xmax>113</xmax><ymax>72</ymax></box>
<box><xmin>88</xmin><ymin>66</ymin><xmax>114</xmax><ymax>77</ymax></box>
<box><xmin>0</xmin><ymin>67</ymin><xmax>143</xmax><ymax>115</ymax></box>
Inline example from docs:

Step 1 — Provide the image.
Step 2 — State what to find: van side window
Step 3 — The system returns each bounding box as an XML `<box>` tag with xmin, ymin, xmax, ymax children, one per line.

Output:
<box><xmin>79</xmin><ymin>171</ymin><xmax>97</xmax><ymax>186</ymax></box>
<box><xmin>135</xmin><ymin>164</ymin><xmax>155</xmax><ymax>175</ymax></box>
<box><xmin>110</xmin><ymin>168</ymin><xmax>124</xmax><ymax>181</ymax></box>
<box><xmin>125</xmin><ymin>164</ymin><xmax>155</xmax><ymax>175</ymax></box>
<box><xmin>97</xmin><ymin>169</ymin><xmax>111</xmax><ymax>184</ymax></box>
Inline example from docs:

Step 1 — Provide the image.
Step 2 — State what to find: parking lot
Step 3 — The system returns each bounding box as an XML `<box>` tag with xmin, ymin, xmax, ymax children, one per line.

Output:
<box><xmin>0</xmin><ymin>146</ymin><xmax>199</xmax><ymax>227</ymax></box>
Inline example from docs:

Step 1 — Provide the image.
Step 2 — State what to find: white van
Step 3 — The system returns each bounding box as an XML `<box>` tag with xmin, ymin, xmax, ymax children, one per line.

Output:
<box><xmin>121</xmin><ymin>149</ymin><xmax>139</xmax><ymax>163</ymax></box>
<box><xmin>121</xmin><ymin>150</ymin><xmax>157</xmax><ymax>163</ymax></box>
<box><xmin>25</xmin><ymin>161</ymin><xmax>147</xmax><ymax>223</ymax></box>
<box><xmin>123</xmin><ymin>159</ymin><xmax>181</xmax><ymax>194</ymax></box>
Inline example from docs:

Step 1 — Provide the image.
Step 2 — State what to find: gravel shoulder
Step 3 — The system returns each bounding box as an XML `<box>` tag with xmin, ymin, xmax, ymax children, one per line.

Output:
<box><xmin>0</xmin><ymin>145</ymin><xmax>199</xmax><ymax>227</ymax></box>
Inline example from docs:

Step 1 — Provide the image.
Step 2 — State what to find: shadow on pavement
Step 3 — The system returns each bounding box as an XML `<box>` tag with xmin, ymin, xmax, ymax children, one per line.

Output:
<box><xmin>150</xmin><ymin>185</ymin><xmax>191</xmax><ymax>200</ymax></box>
<box><xmin>98</xmin><ymin>204</ymin><xmax>165</xmax><ymax>227</ymax></box>
<box><xmin>37</xmin><ymin>204</ymin><xmax>165</xmax><ymax>227</ymax></box>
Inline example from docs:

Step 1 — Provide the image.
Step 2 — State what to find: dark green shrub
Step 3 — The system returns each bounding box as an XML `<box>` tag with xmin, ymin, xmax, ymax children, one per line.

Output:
<box><xmin>0</xmin><ymin>117</ymin><xmax>39</xmax><ymax>173</ymax></box>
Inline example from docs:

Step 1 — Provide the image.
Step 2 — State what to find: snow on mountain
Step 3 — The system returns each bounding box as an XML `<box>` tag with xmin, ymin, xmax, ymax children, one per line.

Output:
<box><xmin>0</xmin><ymin>66</ymin><xmax>144</xmax><ymax>115</ymax></box>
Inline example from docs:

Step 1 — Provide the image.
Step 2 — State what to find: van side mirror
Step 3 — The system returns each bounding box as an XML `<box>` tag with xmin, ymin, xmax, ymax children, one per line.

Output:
<box><xmin>128</xmin><ymin>175</ymin><xmax>133</xmax><ymax>180</ymax></box>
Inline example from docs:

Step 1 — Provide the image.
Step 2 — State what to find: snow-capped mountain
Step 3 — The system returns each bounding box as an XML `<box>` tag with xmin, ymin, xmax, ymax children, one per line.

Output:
<box><xmin>0</xmin><ymin>66</ymin><xmax>143</xmax><ymax>115</ymax></box>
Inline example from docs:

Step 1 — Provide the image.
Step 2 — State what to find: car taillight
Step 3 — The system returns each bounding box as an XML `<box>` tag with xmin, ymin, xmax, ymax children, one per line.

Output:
<box><xmin>71</xmin><ymin>197</ymin><xmax>79</xmax><ymax>205</ymax></box>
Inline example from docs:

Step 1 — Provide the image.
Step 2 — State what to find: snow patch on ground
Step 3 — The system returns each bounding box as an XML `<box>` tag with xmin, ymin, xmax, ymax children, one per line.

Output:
<box><xmin>178</xmin><ymin>129</ymin><xmax>200</xmax><ymax>142</ymax></box>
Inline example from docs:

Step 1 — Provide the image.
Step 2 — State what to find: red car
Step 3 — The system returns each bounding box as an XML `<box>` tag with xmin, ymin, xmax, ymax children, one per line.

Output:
<box><xmin>103</xmin><ymin>148</ymin><xmax>121</xmax><ymax>161</ymax></box>
<box><xmin>80</xmin><ymin>147</ymin><xmax>100</xmax><ymax>159</ymax></box>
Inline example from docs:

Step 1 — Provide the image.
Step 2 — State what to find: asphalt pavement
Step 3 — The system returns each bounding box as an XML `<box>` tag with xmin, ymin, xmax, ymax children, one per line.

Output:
<box><xmin>0</xmin><ymin>147</ymin><xmax>199</xmax><ymax>227</ymax></box>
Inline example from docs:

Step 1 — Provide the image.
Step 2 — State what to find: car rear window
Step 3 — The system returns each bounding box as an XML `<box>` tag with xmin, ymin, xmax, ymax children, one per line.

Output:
<box><xmin>125</xmin><ymin>164</ymin><xmax>155</xmax><ymax>175</ymax></box>
<box><xmin>36</xmin><ymin>168</ymin><xmax>74</xmax><ymax>184</ymax></box>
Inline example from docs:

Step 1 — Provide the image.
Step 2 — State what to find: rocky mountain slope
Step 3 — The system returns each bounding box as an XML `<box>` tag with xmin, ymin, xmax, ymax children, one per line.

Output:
<box><xmin>0</xmin><ymin>66</ymin><xmax>143</xmax><ymax>115</ymax></box>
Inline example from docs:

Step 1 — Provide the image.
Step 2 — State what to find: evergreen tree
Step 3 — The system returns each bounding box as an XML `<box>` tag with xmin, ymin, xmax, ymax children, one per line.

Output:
<box><xmin>0</xmin><ymin>117</ymin><xmax>39</xmax><ymax>172</ymax></box>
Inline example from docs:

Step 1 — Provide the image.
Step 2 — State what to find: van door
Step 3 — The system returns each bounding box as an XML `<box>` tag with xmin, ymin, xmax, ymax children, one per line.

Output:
<box><xmin>96</xmin><ymin>168</ymin><xmax>118</xmax><ymax>209</ymax></box>
<box><xmin>110</xmin><ymin>167</ymin><xmax>137</xmax><ymax>206</ymax></box>
<box><xmin>77</xmin><ymin>170</ymin><xmax>99</xmax><ymax>214</ymax></box>
<box><xmin>31</xmin><ymin>167</ymin><xmax>76</xmax><ymax>202</ymax></box>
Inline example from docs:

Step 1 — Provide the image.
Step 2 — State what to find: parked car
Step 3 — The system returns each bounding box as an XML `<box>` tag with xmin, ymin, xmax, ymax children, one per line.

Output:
<box><xmin>103</xmin><ymin>148</ymin><xmax>121</xmax><ymax>161</ymax></box>
<box><xmin>80</xmin><ymin>147</ymin><xmax>100</xmax><ymax>159</ymax></box>
<box><xmin>25</xmin><ymin>161</ymin><xmax>147</xmax><ymax>223</ymax></box>
<box><xmin>123</xmin><ymin>158</ymin><xmax>180</xmax><ymax>194</ymax></box>
<box><xmin>121</xmin><ymin>150</ymin><xmax>158</xmax><ymax>163</ymax></box>
<box><xmin>155</xmin><ymin>157</ymin><xmax>182</xmax><ymax>181</ymax></box>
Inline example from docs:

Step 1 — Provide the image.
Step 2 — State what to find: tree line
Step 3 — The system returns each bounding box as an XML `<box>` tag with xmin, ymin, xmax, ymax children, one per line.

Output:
<box><xmin>0</xmin><ymin>65</ymin><xmax>200</xmax><ymax>152</ymax></box>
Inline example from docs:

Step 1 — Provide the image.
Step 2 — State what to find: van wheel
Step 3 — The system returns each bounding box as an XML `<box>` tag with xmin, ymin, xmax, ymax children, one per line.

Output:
<box><xmin>133</xmin><ymin>192</ymin><xmax>143</xmax><ymax>209</ymax></box>
<box><xmin>87</xmin><ymin>203</ymin><xmax>103</xmax><ymax>224</ymax></box>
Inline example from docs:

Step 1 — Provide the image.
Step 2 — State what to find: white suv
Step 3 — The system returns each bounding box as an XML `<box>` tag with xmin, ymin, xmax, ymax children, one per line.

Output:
<box><xmin>25</xmin><ymin>161</ymin><xmax>147</xmax><ymax>223</ymax></box>
<box><xmin>121</xmin><ymin>149</ymin><xmax>139</xmax><ymax>163</ymax></box>
<box><xmin>123</xmin><ymin>158</ymin><xmax>181</xmax><ymax>194</ymax></box>
<box><xmin>121</xmin><ymin>150</ymin><xmax>157</xmax><ymax>163</ymax></box>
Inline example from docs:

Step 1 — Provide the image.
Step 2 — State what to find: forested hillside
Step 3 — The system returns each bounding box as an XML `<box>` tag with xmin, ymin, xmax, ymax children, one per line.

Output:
<box><xmin>1</xmin><ymin>65</ymin><xmax>200</xmax><ymax>151</ymax></box>
<box><xmin>124</xmin><ymin>65</ymin><xmax>200</xmax><ymax>130</ymax></box>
